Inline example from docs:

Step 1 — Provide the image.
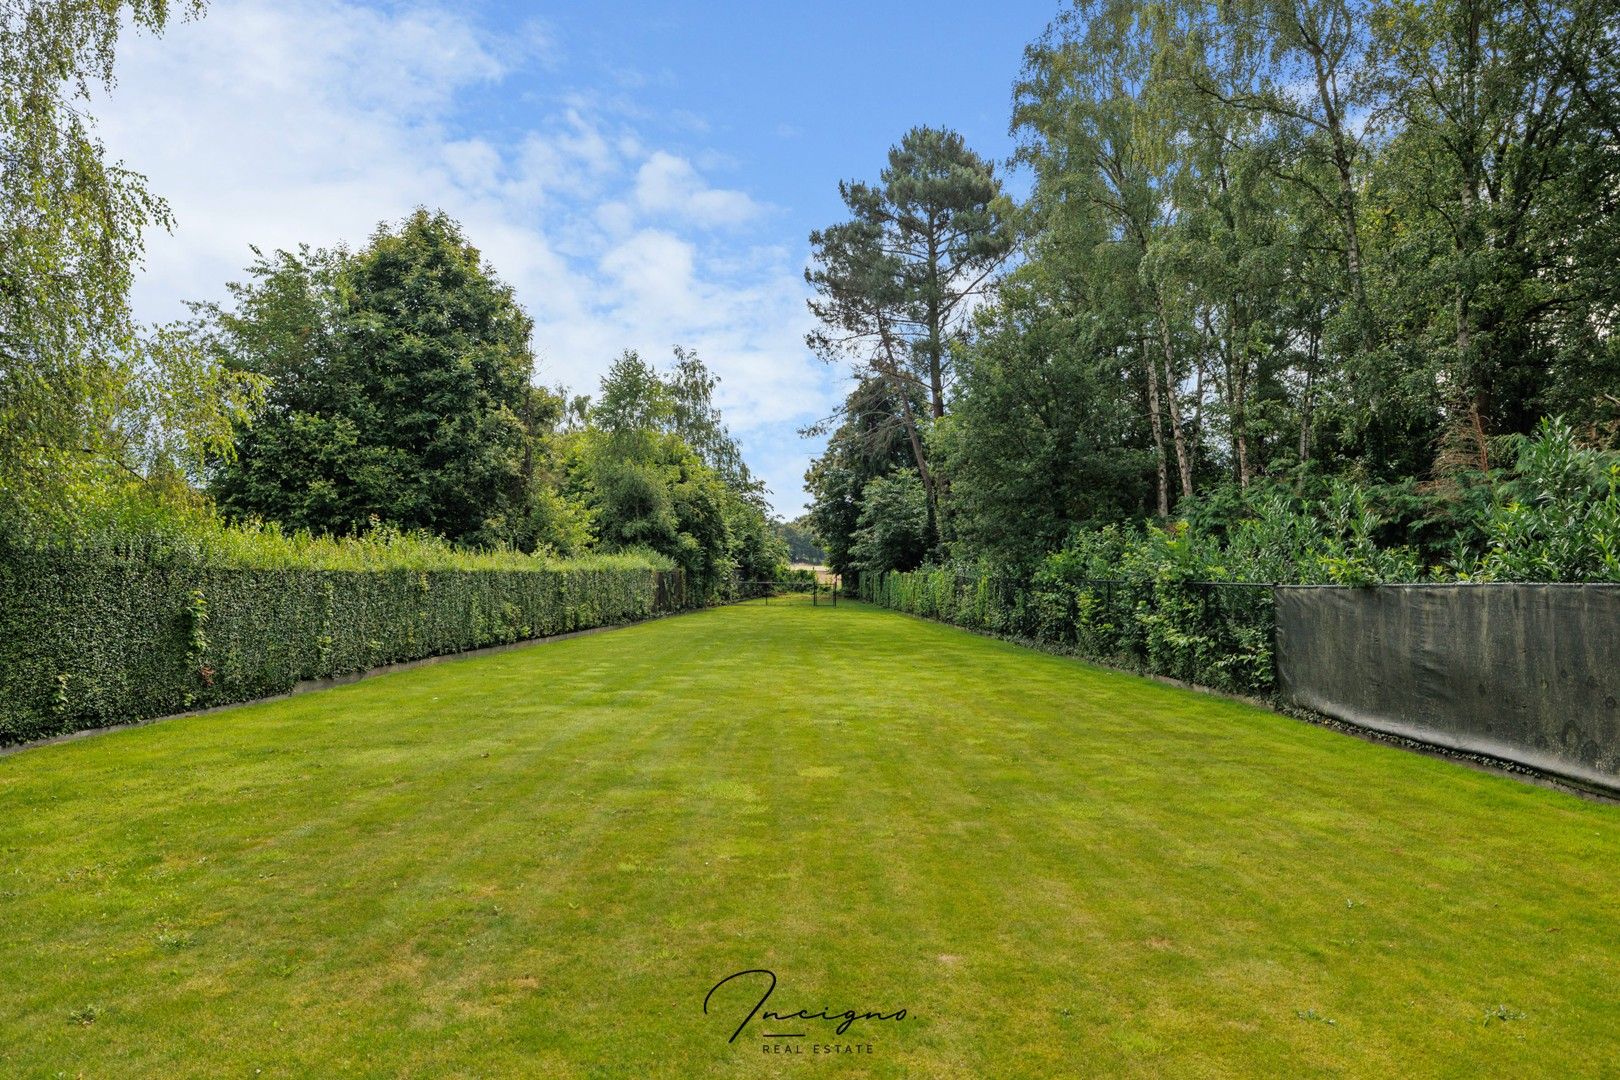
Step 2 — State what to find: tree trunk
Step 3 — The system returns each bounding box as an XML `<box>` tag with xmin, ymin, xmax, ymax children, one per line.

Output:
<box><xmin>1142</xmin><ymin>336</ymin><xmax>1170</xmax><ymax>518</ymax></box>
<box><xmin>1299</xmin><ymin>22</ymin><xmax>1369</xmax><ymax>321</ymax></box>
<box><xmin>893</xmin><ymin>382</ymin><xmax>939</xmax><ymax>547</ymax></box>
<box><xmin>1161</xmin><ymin>349</ymin><xmax>1195</xmax><ymax>501</ymax></box>
<box><xmin>1232</xmin><ymin>323</ymin><xmax>1250</xmax><ymax>488</ymax></box>
<box><xmin>925</xmin><ymin>219</ymin><xmax>946</xmax><ymax>420</ymax></box>
<box><xmin>1455</xmin><ymin>0</ymin><xmax>1483</xmax><ymax>428</ymax></box>
<box><xmin>1152</xmin><ymin>290</ymin><xmax>1195</xmax><ymax>499</ymax></box>
<box><xmin>1298</xmin><ymin>326</ymin><xmax>1318</xmax><ymax>468</ymax></box>
<box><xmin>1211</xmin><ymin>155</ymin><xmax>1252</xmax><ymax>490</ymax></box>
<box><xmin>1210</xmin><ymin>305</ymin><xmax>1250</xmax><ymax>489</ymax></box>
<box><xmin>1192</xmin><ymin>346</ymin><xmax>1207</xmax><ymax>436</ymax></box>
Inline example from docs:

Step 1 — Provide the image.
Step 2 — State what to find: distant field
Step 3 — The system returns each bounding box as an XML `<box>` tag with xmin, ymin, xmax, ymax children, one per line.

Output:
<box><xmin>2</xmin><ymin>598</ymin><xmax>1617</xmax><ymax>1077</ymax></box>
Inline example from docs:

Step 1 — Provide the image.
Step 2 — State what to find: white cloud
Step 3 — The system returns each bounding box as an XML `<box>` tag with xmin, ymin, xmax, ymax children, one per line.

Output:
<box><xmin>601</xmin><ymin>230</ymin><xmax>699</xmax><ymax>318</ymax></box>
<box><xmin>442</xmin><ymin>138</ymin><xmax>501</xmax><ymax>192</ymax></box>
<box><xmin>633</xmin><ymin>150</ymin><xmax>765</xmax><ymax>228</ymax></box>
<box><xmin>94</xmin><ymin>0</ymin><xmax>833</xmax><ymax>513</ymax></box>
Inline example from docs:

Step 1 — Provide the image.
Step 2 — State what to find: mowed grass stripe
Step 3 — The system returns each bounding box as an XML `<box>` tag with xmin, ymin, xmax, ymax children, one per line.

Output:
<box><xmin>1</xmin><ymin>598</ymin><xmax>1617</xmax><ymax>1077</ymax></box>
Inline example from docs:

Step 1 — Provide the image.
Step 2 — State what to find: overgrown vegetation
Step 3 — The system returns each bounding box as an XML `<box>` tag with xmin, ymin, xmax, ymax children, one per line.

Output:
<box><xmin>200</xmin><ymin>215</ymin><xmax>539</xmax><ymax>548</ymax></box>
<box><xmin>193</xmin><ymin>219</ymin><xmax>786</xmax><ymax>589</ymax></box>
<box><xmin>807</xmin><ymin>0</ymin><xmax>1620</xmax><ymax>592</ymax></box>
<box><xmin>0</xmin><ymin>0</ymin><xmax>263</xmax><ymax>523</ymax></box>
<box><xmin>863</xmin><ymin>419</ymin><xmax>1620</xmax><ymax>694</ymax></box>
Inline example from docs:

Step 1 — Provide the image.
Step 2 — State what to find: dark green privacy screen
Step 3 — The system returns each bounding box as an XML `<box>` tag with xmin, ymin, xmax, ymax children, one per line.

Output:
<box><xmin>0</xmin><ymin>555</ymin><xmax>686</xmax><ymax>748</ymax></box>
<box><xmin>1275</xmin><ymin>584</ymin><xmax>1620</xmax><ymax>794</ymax></box>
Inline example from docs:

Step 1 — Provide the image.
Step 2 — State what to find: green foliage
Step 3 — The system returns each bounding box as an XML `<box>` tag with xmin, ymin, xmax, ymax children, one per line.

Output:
<box><xmin>569</xmin><ymin>348</ymin><xmax>783</xmax><ymax>597</ymax></box>
<box><xmin>862</xmin><ymin>558</ymin><xmax>1279</xmax><ymax>696</ymax></box>
<box><xmin>867</xmin><ymin>420</ymin><xmax>1618</xmax><ymax>695</ymax></box>
<box><xmin>778</xmin><ymin>565</ymin><xmax>818</xmax><ymax>585</ymax></box>
<box><xmin>941</xmin><ymin>279</ymin><xmax>1156</xmax><ymax>568</ymax></box>
<box><xmin>859</xmin><ymin>469</ymin><xmax>1467</xmax><ymax>694</ymax></box>
<box><xmin>593</xmin><ymin>350</ymin><xmax>675</xmax><ymax>436</ymax></box>
<box><xmin>206</xmin><ymin>211</ymin><xmax>538</xmax><ymax>547</ymax></box>
<box><xmin>516</xmin><ymin>481</ymin><xmax>595</xmax><ymax>558</ymax></box>
<box><xmin>666</xmin><ymin>345</ymin><xmax>763</xmax><ymax>498</ymax></box>
<box><xmin>568</xmin><ymin>427</ymin><xmax>730</xmax><ymax>596</ymax></box>
<box><xmin>725</xmin><ymin>498</ymin><xmax>791</xmax><ymax>583</ymax></box>
<box><xmin>805</xmin><ymin>126</ymin><xmax>1015</xmax><ymax>551</ymax></box>
<box><xmin>772</xmin><ymin>515</ymin><xmax>826</xmax><ymax>564</ymax></box>
<box><xmin>819</xmin><ymin>0</ymin><xmax>1620</xmax><ymax>585</ymax></box>
<box><xmin>0</xmin><ymin>500</ymin><xmax>685</xmax><ymax>745</ymax></box>
<box><xmin>848</xmin><ymin>469</ymin><xmax>930</xmax><ymax>575</ymax></box>
<box><xmin>805</xmin><ymin>126</ymin><xmax>1013</xmax><ymax>420</ymax></box>
<box><xmin>0</xmin><ymin>498</ymin><xmax>672</xmax><ymax>573</ymax></box>
<box><xmin>0</xmin><ymin>1</ymin><xmax>185</xmax><ymax>497</ymax></box>
<box><xmin>803</xmin><ymin>377</ymin><xmax>922</xmax><ymax>578</ymax></box>
<box><xmin>1467</xmin><ymin>419</ymin><xmax>1620</xmax><ymax>582</ymax></box>
<box><xmin>866</xmin><ymin>417</ymin><xmax>1620</xmax><ymax>692</ymax></box>
<box><xmin>0</xmin><ymin>0</ymin><xmax>273</xmax><ymax>518</ymax></box>
<box><xmin>0</xmin><ymin>536</ymin><xmax>683</xmax><ymax>746</ymax></box>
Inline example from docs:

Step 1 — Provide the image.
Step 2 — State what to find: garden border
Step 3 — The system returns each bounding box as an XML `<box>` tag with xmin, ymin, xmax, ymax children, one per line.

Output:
<box><xmin>0</xmin><ymin>606</ymin><xmax>701</xmax><ymax>760</ymax></box>
<box><xmin>846</xmin><ymin>598</ymin><xmax>1620</xmax><ymax>804</ymax></box>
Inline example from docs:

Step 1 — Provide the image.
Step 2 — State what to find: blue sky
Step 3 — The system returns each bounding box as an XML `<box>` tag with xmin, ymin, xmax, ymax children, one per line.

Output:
<box><xmin>100</xmin><ymin>0</ymin><xmax>1058</xmax><ymax>516</ymax></box>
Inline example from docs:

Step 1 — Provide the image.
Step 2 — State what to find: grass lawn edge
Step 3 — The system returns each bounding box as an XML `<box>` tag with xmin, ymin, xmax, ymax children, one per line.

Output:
<box><xmin>853</xmin><ymin>599</ymin><xmax>1620</xmax><ymax>806</ymax></box>
<box><xmin>0</xmin><ymin>606</ymin><xmax>711</xmax><ymax>761</ymax></box>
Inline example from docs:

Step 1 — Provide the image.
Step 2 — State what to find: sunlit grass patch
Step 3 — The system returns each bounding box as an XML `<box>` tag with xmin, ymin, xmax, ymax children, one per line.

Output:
<box><xmin>2</xmin><ymin>599</ymin><xmax>1617</xmax><ymax>1077</ymax></box>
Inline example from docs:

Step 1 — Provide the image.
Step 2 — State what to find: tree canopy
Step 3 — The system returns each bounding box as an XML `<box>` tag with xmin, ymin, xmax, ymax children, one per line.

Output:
<box><xmin>204</xmin><ymin>211</ymin><xmax>538</xmax><ymax>547</ymax></box>
<box><xmin>0</xmin><ymin>0</ymin><xmax>262</xmax><ymax>523</ymax></box>
<box><xmin>804</xmin><ymin>0</ymin><xmax>1620</xmax><ymax>582</ymax></box>
<box><xmin>806</xmin><ymin>126</ymin><xmax>1013</xmax><ymax>551</ymax></box>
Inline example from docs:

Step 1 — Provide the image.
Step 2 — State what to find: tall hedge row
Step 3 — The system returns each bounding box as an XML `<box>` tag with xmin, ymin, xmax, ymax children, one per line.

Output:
<box><xmin>0</xmin><ymin>551</ymin><xmax>686</xmax><ymax>746</ymax></box>
<box><xmin>859</xmin><ymin>568</ymin><xmax>1276</xmax><ymax>696</ymax></box>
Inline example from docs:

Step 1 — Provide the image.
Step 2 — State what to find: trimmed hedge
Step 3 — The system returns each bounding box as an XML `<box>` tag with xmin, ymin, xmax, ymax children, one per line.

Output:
<box><xmin>859</xmin><ymin>568</ymin><xmax>1276</xmax><ymax>696</ymax></box>
<box><xmin>0</xmin><ymin>550</ymin><xmax>686</xmax><ymax>746</ymax></box>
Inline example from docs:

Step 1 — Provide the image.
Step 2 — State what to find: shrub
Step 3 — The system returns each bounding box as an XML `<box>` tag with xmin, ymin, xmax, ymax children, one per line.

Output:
<box><xmin>0</xmin><ymin>536</ymin><xmax>684</xmax><ymax>746</ymax></box>
<box><xmin>860</xmin><ymin>419</ymin><xmax>1616</xmax><ymax>697</ymax></box>
<box><xmin>857</xmin><ymin>477</ymin><xmax>1431</xmax><ymax>695</ymax></box>
<box><xmin>1465</xmin><ymin>418</ymin><xmax>1620</xmax><ymax>582</ymax></box>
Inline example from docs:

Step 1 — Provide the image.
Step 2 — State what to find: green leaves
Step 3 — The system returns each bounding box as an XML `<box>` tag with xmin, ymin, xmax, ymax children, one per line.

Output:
<box><xmin>848</xmin><ymin>0</ymin><xmax>1620</xmax><ymax>589</ymax></box>
<box><xmin>0</xmin><ymin>2</ymin><xmax>230</xmax><ymax>517</ymax></box>
<box><xmin>205</xmin><ymin>210</ymin><xmax>538</xmax><ymax>547</ymax></box>
<box><xmin>1472</xmin><ymin>419</ymin><xmax>1620</xmax><ymax>582</ymax></box>
<box><xmin>805</xmin><ymin>126</ymin><xmax>1013</xmax><ymax>556</ymax></box>
<box><xmin>803</xmin><ymin>377</ymin><xmax>922</xmax><ymax>578</ymax></box>
<box><xmin>0</xmin><ymin>548</ymin><xmax>683</xmax><ymax>747</ymax></box>
<box><xmin>848</xmin><ymin>469</ymin><xmax>930</xmax><ymax>575</ymax></box>
<box><xmin>567</xmin><ymin>347</ymin><xmax>781</xmax><ymax>595</ymax></box>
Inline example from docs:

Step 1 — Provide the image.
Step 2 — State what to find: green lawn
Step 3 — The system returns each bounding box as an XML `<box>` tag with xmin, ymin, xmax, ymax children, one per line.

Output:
<box><xmin>2</xmin><ymin>598</ymin><xmax>1618</xmax><ymax>1077</ymax></box>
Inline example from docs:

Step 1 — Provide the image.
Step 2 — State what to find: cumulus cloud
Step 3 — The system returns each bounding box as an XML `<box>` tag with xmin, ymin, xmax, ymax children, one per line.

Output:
<box><xmin>633</xmin><ymin>151</ymin><xmax>765</xmax><ymax>228</ymax></box>
<box><xmin>94</xmin><ymin>0</ymin><xmax>833</xmax><ymax>513</ymax></box>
